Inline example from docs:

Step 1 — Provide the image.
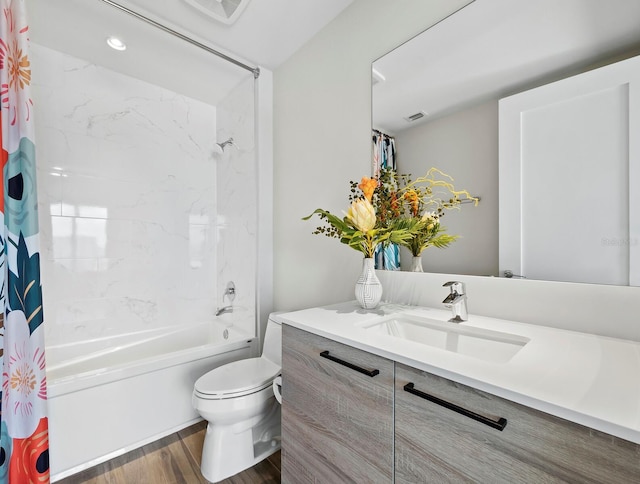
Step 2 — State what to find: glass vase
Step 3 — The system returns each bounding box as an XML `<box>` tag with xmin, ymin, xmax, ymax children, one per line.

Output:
<box><xmin>410</xmin><ymin>256</ymin><xmax>423</xmax><ymax>272</ymax></box>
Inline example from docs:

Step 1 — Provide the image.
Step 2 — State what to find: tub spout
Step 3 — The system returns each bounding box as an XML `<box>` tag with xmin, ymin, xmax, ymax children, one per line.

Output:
<box><xmin>215</xmin><ymin>305</ymin><xmax>234</xmax><ymax>316</ymax></box>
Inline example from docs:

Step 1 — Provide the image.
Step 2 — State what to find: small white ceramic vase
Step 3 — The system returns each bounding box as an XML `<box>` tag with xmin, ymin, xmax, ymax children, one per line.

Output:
<box><xmin>355</xmin><ymin>258</ymin><xmax>383</xmax><ymax>309</ymax></box>
<box><xmin>410</xmin><ymin>256</ymin><xmax>423</xmax><ymax>272</ymax></box>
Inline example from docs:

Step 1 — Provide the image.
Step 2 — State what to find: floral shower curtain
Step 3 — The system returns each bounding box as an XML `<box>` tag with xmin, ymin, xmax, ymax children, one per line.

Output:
<box><xmin>0</xmin><ymin>0</ymin><xmax>49</xmax><ymax>483</ymax></box>
<box><xmin>372</xmin><ymin>129</ymin><xmax>400</xmax><ymax>270</ymax></box>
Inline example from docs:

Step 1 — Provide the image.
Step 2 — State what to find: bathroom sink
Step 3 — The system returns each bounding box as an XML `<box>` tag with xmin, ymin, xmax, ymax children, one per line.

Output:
<box><xmin>359</xmin><ymin>314</ymin><xmax>529</xmax><ymax>363</ymax></box>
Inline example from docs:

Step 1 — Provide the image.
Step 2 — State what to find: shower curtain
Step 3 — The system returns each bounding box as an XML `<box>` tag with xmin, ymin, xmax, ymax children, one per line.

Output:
<box><xmin>0</xmin><ymin>1</ymin><xmax>49</xmax><ymax>483</ymax></box>
<box><xmin>372</xmin><ymin>129</ymin><xmax>400</xmax><ymax>270</ymax></box>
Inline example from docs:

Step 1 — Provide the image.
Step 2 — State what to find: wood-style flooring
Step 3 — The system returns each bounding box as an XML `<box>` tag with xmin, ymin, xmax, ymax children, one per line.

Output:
<box><xmin>57</xmin><ymin>421</ymin><xmax>281</xmax><ymax>484</ymax></box>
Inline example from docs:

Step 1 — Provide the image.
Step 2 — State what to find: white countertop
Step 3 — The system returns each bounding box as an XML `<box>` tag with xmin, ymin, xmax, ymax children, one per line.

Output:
<box><xmin>278</xmin><ymin>301</ymin><xmax>640</xmax><ymax>445</ymax></box>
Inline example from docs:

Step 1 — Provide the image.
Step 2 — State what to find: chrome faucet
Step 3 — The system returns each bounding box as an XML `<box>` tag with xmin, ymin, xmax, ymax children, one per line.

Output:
<box><xmin>216</xmin><ymin>281</ymin><xmax>236</xmax><ymax>316</ymax></box>
<box><xmin>442</xmin><ymin>281</ymin><xmax>468</xmax><ymax>323</ymax></box>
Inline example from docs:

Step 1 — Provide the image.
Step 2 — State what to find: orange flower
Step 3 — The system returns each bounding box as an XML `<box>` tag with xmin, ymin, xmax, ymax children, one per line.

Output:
<box><xmin>404</xmin><ymin>189</ymin><xmax>420</xmax><ymax>217</ymax></box>
<box><xmin>8</xmin><ymin>40</ymin><xmax>31</xmax><ymax>91</ymax></box>
<box><xmin>358</xmin><ymin>177</ymin><xmax>377</xmax><ymax>202</ymax></box>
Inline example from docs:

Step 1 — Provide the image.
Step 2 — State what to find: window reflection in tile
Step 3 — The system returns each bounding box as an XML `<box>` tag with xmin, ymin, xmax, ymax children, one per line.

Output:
<box><xmin>51</xmin><ymin>206</ymin><xmax>108</xmax><ymax>259</ymax></box>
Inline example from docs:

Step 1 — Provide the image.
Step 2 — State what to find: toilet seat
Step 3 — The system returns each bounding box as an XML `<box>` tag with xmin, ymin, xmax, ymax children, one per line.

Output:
<box><xmin>194</xmin><ymin>357</ymin><xmax>280</xmax><ymax>399</ymax></box>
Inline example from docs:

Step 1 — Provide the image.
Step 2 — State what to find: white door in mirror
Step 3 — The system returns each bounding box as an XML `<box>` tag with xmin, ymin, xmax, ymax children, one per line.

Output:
<box><xmin>499</xmin><ymin>54</ymin><xmax>640</xmax><ymax>286</ymax></box>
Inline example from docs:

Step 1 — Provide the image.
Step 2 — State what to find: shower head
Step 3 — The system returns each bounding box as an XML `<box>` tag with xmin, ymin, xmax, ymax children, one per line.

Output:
<box><xmin>213</xmin><ymin>137</ymin><xmax>237</xmax><ymax>156</ymax></box>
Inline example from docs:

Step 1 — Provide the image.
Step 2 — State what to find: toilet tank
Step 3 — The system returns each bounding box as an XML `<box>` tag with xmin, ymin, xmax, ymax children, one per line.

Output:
<box><xmin>262</xmin><ymin>313</ymin><xmax>283</xmax><ymax>366</ymax></box>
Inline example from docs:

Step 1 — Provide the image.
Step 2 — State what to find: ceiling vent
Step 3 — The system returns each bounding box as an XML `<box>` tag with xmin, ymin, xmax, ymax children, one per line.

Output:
<box><xmin>183</xmin><ymin>0</ymin><xmax>252</xmax><ymax>25</ymax></box>
<box><xmin>403</xmin><ymin>111</ymin><xmax>428</xmax><ymax>123</ymax></box>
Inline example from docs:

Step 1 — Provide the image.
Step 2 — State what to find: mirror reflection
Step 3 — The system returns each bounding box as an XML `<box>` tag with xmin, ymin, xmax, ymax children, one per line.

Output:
<box><xmin>372</xmin><ymin>0</ymin><xmax>640</xmax><ymax>285</ymax></box>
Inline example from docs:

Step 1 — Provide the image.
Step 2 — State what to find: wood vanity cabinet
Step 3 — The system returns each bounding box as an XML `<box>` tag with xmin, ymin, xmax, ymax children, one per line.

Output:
<box><xmin>281</xmin><ymin>325</ymin><xmax>394</xmax><ymax>483</ymax></box>
<box><xmin>281</xmin><ymin>326</ymin><xmax>640</xmax><ymax>483</ymax></box>
<box><xmin>395</xmin><ymin>363</ymin><xmax>640</xmax><ymax>483</ymax></box>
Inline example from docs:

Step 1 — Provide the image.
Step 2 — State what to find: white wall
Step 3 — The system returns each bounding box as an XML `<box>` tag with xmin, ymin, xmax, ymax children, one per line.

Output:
<box><xmin>273</xmin><ymin>0</ymin><xmax>473</xmax><ymax>311</ymax></box>
<box><xmin>395</xmin><ymin>99</ymin><xmax>498</xmax><ymax>276</ymax></box>
<box><xmin>256</xmin><ymin>69</ymin><xmax>275</xmax><ymax>343</ymax></box>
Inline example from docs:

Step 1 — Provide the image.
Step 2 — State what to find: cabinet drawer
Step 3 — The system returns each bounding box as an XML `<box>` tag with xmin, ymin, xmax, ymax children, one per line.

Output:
<box><xmin>282</xmin><ymin>325</ymin><xmax>394</xmax><ymax>483</ymax></box>
<box><xmin>395</xmin><ymin>363</ymin><xmax>640</xmax><ymax>483</ymax></box>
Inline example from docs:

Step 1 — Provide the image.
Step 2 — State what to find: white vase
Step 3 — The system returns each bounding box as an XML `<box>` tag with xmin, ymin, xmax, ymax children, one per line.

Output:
<box><xmin>355</xmin><ymin>258</ymin><xmax>383</xmax><ymax>309</ymax></box>
<box><xmin>410</xmin><ymin>256</ymin><xmax>423</xmax><ymax>272</ymax></box>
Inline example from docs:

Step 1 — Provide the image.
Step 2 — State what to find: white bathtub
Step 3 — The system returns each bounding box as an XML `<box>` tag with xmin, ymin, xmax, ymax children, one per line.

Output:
<box><xmin>47</xmin><ymin>321</ymin><xmax>258</xmax><ymax>482</ymax></box>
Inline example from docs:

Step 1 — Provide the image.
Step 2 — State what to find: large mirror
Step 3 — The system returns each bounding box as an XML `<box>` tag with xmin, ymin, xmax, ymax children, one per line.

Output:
<box><xmin>372</xmin><ymin>0</ymin><xmax>640</xmax><ymax>285</ymax></box>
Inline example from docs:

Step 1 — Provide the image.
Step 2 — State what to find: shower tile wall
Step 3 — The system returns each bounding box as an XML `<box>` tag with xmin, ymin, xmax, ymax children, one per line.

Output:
<box><xmin>32</xmin><ymin>44</ymin><xmax>223</xmax><ymax>346</ymax></box>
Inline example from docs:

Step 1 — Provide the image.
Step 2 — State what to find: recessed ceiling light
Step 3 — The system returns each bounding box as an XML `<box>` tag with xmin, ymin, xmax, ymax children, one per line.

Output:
<box><xmin>106</xmin><ymin>36</ymin><xmax>127</xmax><ymax>51</ymax></box>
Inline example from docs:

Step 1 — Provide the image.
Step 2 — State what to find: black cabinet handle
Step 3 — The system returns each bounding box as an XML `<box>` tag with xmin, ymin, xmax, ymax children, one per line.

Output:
<box><xmin>404</xmin><ymin>382</ymin><xmax>507</xmax><ymax>431</ymax></box>
<box><xmin>319</xmin><ymin>350</ymin><xmax>380</xmax><ymax>377</ymax></box>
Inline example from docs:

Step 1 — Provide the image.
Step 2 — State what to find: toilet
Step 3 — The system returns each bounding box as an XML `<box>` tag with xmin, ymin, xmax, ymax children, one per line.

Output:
<box><xmin>192</xmin><ymin>313</ymin><xmax>283</xmax><ymax>483</ymax></box>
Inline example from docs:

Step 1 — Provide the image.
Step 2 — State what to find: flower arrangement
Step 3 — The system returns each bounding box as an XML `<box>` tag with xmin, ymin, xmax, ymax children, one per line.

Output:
<box><xmin>377</xmin><ymin>167</ymin><xmax>478</xmax><ymax>257</ymax></box>
<box><xmin>303</xmin><ymin>177</ymin><xmax>419</xmax><ymax>259</ymax></box>
<box><xmin>304</xmin><ymin>167</ymin><xmax>477</xmax><ymax>260</ymax></box>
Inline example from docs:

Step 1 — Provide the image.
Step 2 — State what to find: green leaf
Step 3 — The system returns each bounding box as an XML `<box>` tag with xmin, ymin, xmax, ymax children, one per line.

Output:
<box><xmin>8</xmin><ymin>232</ymin><xmax>44</xmax><ymax>334</ymax></box>
<box><xmin>430</xmin><ymin>233</ymin><xmax>459</xmax><ymax>248</ymax></box>
<box><xmin>303</xmin><ymin>208</ymin><xmax>353</xmax><ymax>233</ymax></box>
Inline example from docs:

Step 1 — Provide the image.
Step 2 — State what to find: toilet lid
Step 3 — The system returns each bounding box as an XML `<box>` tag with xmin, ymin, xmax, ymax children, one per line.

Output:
<box><xmin>194</xmin><ymin>357</ymin><xmax>281</xmax><ymax>398</ymax></box>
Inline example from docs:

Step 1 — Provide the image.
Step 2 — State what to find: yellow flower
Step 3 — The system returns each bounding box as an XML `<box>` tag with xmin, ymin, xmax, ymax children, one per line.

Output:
<box><xmin>358</xmin><ymin>177</ymin><xmax>377</xmax><ymax>202</ymax></box>
<box><xmin>346</xmin><ymin>198</ymin><xmax>376</xmax><ymax>232</ymax></box>
<box><xmin>421</xmin><ymin>211</ymin><xmax>439</xmax><ymax>230</ymax></box>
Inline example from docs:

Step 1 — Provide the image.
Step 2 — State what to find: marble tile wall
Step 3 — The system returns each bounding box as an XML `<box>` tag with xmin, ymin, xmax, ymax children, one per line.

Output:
<box><xmin>31</xmin><ymin>44</ymin><xmax>256</xmax><ymax>346</ymax></box>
